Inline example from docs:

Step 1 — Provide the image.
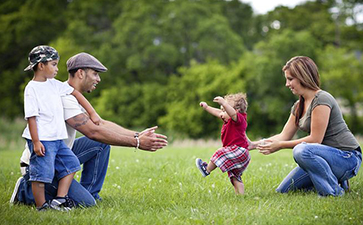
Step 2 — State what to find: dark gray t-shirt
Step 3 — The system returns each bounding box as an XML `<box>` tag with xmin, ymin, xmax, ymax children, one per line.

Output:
<box><xmin>291</xmin><ymin>90</ymin><xmax>359</xmax><ymax>151</ymax></box>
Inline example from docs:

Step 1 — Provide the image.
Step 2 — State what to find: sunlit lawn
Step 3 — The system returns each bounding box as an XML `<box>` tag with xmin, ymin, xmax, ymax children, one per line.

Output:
<box><xmin>1</xmin><ymin>144</ymin><xmax>362</xmax><ymax>225</ymax></box>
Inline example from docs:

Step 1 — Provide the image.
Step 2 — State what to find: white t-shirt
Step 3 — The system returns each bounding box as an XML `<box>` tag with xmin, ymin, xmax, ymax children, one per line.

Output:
<box><xmin>20</xmin><ymin>81</ymin><xmax>85</xmax><ymax>168</ymax></box>
<box><xmin>22</xmin><ymin>79</ymin><xmax>74</xmax><ymax>140</ymax></box>
<box><xmin>62</xmin><ymin>91</ymin><xmax>86</xmax><ymax>149</ymax></box>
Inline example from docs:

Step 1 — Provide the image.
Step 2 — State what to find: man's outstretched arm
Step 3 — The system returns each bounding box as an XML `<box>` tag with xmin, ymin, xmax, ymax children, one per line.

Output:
<box><xmin>66</xmin><ymin>113</ymin><xmax>167</xmax><ymax>151</ymax></box>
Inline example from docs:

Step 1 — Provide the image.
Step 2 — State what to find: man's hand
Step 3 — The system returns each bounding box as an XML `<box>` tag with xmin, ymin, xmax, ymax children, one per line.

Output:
<box><xmin>138</xmin><ymin>126</ymin><xmax>168</xmax><ymax>151</ymax></box>
<box><xmin>139</xmin><ymin>126</ymin><xmax>157</xmax><ymax>136</ymax></box>
<box><xmin>33</xmin><ymin>141</ymin><xmax>45</xmax><ymax>157</ymax></box>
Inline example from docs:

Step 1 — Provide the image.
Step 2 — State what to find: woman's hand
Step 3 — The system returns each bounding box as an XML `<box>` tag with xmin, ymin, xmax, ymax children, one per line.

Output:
<box><xmin>257</xmin><ymin>139</ymin><xmax>281</xmax><ymax>155</ymax></box>
<box><xmin>247</xmin><ymin>139</ymin><xmax>264</xmax><ymax>150</ymax></box>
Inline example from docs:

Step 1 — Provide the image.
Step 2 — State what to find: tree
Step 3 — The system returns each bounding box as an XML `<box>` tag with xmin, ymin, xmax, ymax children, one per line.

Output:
<box><xmin>0</xmin><ymin>0</ymin><xmax>68</xmax><ymax>118</ymax></box>
<box><xmin>94</xmin><ymin>81</ymin><xmax>167</xmax><ymax>129</ymax></box>
<box><xmin>159</xmin><ymin>59</ymin><xmax>246</xmax><ymax>138</ymax></box>
<box><xmin>103</xmin><ymin>0</ymin><xmax>244</xmax><ymax>85</ymax></box>
<box><xmin>260</xmin><ymin>1</ymin><xmax>336</xmax><ymax>47</ymax></box>
<box><xmin>244</xmin><ymin>29</ymin><xmax>320</xmax><ymax>137</ymax></box>
<box><xmin>318</xmin><ymin>45</ymin><xmax>363</xmax><ymax>133</ymax></box>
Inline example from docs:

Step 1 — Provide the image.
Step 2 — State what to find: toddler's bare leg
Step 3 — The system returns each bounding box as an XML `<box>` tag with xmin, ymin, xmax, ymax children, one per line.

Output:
<box><xmin>231</xmin><ymin>177</ymin><xmax>244</xmax><ymax>195</ymax></box>
<box><xmin>207</xmin><ymin>162</ymin><xmax>217</xmax><ymax>173</ymax></box>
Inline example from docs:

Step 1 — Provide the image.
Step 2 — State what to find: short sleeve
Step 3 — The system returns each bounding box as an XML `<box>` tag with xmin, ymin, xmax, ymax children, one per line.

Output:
<box><xmin>60</xmin><ymin>82</ymin><xmax>74</xmax><ymax>96</ymax></box>
<box><xmin>290</xmin><ymin>101</ymin><xmax>299</xmax><ymax>116</ymax></box>
<box><xmin>50</xmin><ymin>79</ymin><xmax>74</xmax><ymax>96</ymax></box>
<box><xmin>62</xmin><ymin>94</ymin><xmax>85</xmax><ymax>120</ymax></box>
<box><xmin>311</xmin><ymin>91</ymin><xmax>334</xmax><ymax>110</ymax></box>
<box><xmin>23</xmin><ymin>86</ymin><xmax>39</xmax><ymax>119</ymax></box>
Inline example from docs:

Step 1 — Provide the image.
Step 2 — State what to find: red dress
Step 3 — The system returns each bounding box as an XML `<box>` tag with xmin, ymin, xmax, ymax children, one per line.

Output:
<box><xmin>210</xmin><ymin>113</ymin><xmax>251</xmax><ymax>183</ymax></box>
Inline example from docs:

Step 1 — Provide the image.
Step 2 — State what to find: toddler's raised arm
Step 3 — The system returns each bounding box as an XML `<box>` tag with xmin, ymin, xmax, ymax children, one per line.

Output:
<box><xmin>200</xmin><ymin>101</ymin><xmax>222</xmax><ymax>118</ymax></box>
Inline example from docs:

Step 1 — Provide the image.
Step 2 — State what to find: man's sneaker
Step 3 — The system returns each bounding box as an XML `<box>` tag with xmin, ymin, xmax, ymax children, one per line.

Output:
<box><xmin>37</xmin><ymin>201</ymin><xmax>51</xmax><ymax>211</ymax></box>
<box><xmin>50</xmin><ymin>195</ymin><xmax>76</xmax><ymax>212</ymax></box>
<box><xmin>341</xmin><ymin>180</ymin><xmax>350</xmax><ymax>192</ymax></box>
<box><xmin>10</xmin><ymin>177</ymin><xmax>24</xmax><ymax>204</ymax></box>
<box><xmin>195</xmin><ymin>158</ymin><xmax>210</xmax><ymax>177</ymax></box>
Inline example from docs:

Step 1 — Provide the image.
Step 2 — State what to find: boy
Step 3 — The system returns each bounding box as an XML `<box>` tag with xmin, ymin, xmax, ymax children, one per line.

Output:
<box><xmin>22</xmin><ymin>45</ymin><xmax>100</xmax><ymax>211</ymax></box>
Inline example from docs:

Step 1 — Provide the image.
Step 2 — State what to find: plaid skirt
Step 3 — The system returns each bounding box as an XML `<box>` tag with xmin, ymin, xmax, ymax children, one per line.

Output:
<box><xmin>210</xmin><ymin>145</ymin><xmax>251</xmax><ymax>183</ymax></box>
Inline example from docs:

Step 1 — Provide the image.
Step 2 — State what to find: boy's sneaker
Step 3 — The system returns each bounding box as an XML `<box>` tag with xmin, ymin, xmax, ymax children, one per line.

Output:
<box><xmin>195</xmin><ymin>158</ymin><xmax>210</xmax><ymax>177</ymax></box>
<box><xmin>10</xmin><ymin>177</ymin><xmax>24</xmax><ymax>204</ymax></box>
<box><xmin>50</xmin><ymin>195</ymin><xmax>76</xmax><ymax>212</ymax></box>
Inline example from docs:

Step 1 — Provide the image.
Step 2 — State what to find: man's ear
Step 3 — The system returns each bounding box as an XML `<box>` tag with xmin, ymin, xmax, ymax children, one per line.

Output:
<box><xmin>76</xmin><ymin>69</ymin><xmax>84</xmax><ymax>79</ymax></box>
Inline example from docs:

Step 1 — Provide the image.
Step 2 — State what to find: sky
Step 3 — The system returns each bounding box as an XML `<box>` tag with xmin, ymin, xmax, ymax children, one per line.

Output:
<box><xmin>242</xmin><ymin>0</ymin><xmax>312</xmax><ymax>14</ymax></box>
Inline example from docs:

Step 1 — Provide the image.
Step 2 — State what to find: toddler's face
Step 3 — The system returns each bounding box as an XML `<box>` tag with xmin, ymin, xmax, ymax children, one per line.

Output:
<box><xmin>219</xmin><ymin>100</ymin><xmax>234</xmax><ymax>122</ymax></box>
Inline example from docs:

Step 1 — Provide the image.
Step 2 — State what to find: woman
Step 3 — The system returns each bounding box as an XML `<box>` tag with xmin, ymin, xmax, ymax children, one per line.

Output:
<box><xmin>257</xmin><ymin>56</ymin><xmax>361</xmax><ymax>196</ymax></box>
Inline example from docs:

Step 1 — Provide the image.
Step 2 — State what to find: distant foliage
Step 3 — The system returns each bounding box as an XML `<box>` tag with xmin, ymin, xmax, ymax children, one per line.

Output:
<box><xmin>1</xmin><ymin>0</ymin><xmax>362</xmax><ymax>138</ymax></box>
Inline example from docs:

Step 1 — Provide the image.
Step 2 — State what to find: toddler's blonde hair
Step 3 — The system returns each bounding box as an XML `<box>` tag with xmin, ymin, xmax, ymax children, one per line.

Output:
<box><xmin>224</xmin><ymin>92</ymin><xmax>248</xmax><ymax>113</ymax></box>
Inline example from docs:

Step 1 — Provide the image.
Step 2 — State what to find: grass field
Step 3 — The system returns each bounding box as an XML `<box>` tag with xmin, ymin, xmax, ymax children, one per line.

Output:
<box><xmin>1</xmin><ymin>144</ymin><xmax>362</xmax><ymax>225</ymax></box>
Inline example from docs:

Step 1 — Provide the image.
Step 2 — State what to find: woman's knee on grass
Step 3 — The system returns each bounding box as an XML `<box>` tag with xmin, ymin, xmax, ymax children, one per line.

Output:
<box><xmin>293</xmin><ymin>143</ymin><xmax>313</xmax><ymax>163</ymax></box>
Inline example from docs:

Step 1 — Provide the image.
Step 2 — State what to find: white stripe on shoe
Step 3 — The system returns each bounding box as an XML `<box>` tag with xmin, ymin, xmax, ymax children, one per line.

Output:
<box><xmin>10</xmin><ymin>177</ymin><xmax>23</xmax><ymax>204</ymax></box>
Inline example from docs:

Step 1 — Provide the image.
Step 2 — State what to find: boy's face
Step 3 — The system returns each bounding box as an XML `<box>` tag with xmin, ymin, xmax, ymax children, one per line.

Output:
<box><xmin>42</xmin><ymin>59</ymin><xmax>59</xmax><ymax>79</ymax></box>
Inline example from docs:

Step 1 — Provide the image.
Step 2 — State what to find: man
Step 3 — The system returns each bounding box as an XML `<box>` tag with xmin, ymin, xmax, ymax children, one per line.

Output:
<box><xmin>11</xmin><ymin>52</ymin><xmax>168</xmax><ymax>207</ymax></box>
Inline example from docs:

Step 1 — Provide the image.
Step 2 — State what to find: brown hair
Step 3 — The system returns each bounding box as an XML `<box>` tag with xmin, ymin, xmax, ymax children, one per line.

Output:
<box><xmin>224</xmin><ymin>92</ymin><xmax>248</xmax><ymax>113</ymax></box>
<box><xmin>69</xmin><ymin>68</ymin><xmax>91</xmax><ymax>77</ymax></box>
<box><xmin>32</xmin><ymin>61</ymin><xmax>48</xmax><ymax>72</ymax></box>
<box><xmin>283</xmin><ymin>56</ymin><xmax>320</xmax><ymax>126</ymax></box>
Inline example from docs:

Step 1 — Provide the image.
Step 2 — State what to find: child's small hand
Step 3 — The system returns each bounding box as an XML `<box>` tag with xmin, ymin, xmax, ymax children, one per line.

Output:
<box><xmin>34</xmin><ymin>141</ymin><xmax>45</xmax><ymax>157</ymax></box>
<box><xmin>90</xmin><ymin>112</ymin><xmax>101</xmax><ymax>125</ymax></box>
<box><xmin>200</xmin><ymin>102</ymin><xmax>208</xmax><ymax>108</ymax></box>
<box><xmin>213</xmin><ymin>96</ymin><xmax>225</xmax><ymax>105</ymax></box>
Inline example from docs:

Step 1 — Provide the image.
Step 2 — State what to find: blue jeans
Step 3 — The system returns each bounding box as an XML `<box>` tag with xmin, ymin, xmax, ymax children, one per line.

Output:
<box><xmin>17</xmin><ymin>136</ymin><xmax>110</xmax><ymax>206</ymax></box>
<box><xmin>26</xmin><ymin>139</ymin><xmax>81</xmax><ymax>183</ymax></box>
<box><xmin>276</xmin><ymin>143</ymin><xmax>362</xmax><ymax>196</ymax></box>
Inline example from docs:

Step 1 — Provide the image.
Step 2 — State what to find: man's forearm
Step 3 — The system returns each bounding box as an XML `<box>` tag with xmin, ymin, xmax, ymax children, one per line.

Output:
<box><xmin>91</xmin><ymin>126</ymin><xmax>136</xmax><ymax>147</ymax></box>
<box><xmin>66</xmin><ymin>113</ymin><xmax>136</xmax><ymax>147</ymax></box>
<box><xmin>101</xmin><ymin>120</ymin><xmax>136</xmax><ymax>137</ymax></box>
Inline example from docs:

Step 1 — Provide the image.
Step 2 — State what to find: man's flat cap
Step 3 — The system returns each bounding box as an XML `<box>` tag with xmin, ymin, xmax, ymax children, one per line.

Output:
<box><xmin>66</xmin><ymin>52</ymin><xmax>107</xmax><ymax>72</ymax></box>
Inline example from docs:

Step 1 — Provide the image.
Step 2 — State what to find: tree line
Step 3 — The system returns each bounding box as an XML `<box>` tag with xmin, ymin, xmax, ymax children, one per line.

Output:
<box><xmin>1</xmin><ymin>0</ymin><xmax>362</xmax><ymax>139</ymax></box>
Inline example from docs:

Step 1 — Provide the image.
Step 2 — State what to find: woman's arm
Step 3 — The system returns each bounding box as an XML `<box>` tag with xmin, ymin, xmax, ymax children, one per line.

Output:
<box><xmin>257</xmin><ymin>113</ymin><xmax>298</xmax><ymax>154</ymax></box>
<box><xmin>259</xmin><ymin>105</ymin><xmax>330</xmax><ymax>154</ymax></box>
<box><xmin>269</xmin><ymin>113</ymin><xmax>299</xmax><ymax>141</ymax></box>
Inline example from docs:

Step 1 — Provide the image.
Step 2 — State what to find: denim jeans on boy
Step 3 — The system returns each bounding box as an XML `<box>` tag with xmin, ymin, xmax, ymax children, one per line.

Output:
<box><xmin>17</xmin><ymin>136</ymin><xmax>110</xmax><ymax>206</ymax></box>
<box><xmin>26</xmin><ymin>139</ymin><xmax>81</xmax><ymax>183</ymax></box>
<box><xmin>276</xmin><ymin>143</ymin><xmax>362</xmax><ymax>196</ymax></box>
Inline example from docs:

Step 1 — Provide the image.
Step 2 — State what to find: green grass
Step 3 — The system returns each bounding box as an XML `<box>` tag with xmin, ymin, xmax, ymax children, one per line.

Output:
<box><xmin>1</xmin><ymin>145</ymin><xmax>362</xmax><ymax>225</ymax></box>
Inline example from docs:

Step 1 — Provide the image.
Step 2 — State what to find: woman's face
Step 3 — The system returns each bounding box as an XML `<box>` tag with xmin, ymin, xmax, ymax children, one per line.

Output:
<box><xmin>285</xmin><ymin>70</ymin><xmax>303</xmax><ymax>96</ymax></box>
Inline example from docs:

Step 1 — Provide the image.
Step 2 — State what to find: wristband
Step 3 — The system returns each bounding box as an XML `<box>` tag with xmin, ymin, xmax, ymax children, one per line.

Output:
<box><xmin>135</xmin><ymin>136</ymin><xmax>140</xmax><ymax>150</ymax></box>
<box><xmin>134</xmin><ymin>132</ymin><xmax>139</xmax><ymax>138</ymax></box>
